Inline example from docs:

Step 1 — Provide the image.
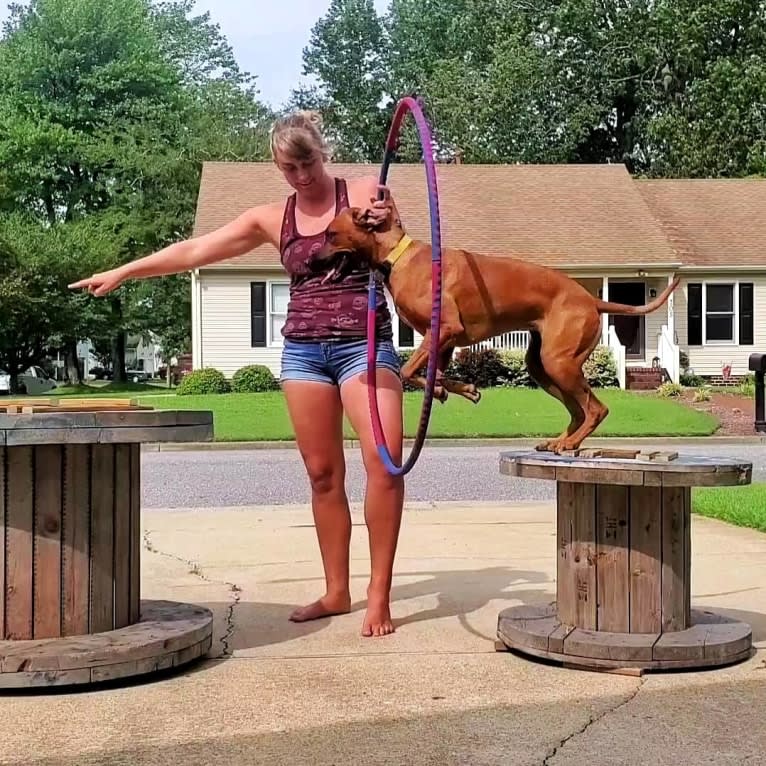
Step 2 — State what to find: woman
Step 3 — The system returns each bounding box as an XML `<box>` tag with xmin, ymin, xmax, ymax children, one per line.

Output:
<box><xmin>70</xmin><ymin>111</ymin><xmax>406</xmax><ymax>637</ymax></box>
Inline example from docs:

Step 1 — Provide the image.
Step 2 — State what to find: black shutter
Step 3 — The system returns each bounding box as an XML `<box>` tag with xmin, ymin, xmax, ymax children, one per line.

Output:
<box><xmin>398</xmin><ymin>317</ymin><xmax>414</xmax><ymax>348</ymax></box>
<box><xmin>687</xmin><ymin>283</ymin><xmax>702</xmax><ymax>346</ymax></box>
<box><xmin>739</xmin><ymin>283</ymin><xmax>754</xmax><ymax>345</ymax></box>
<box><xmin>250</xmin><ymin>282</ymin><xmax>267</xmax><ymax>347</ymax></box>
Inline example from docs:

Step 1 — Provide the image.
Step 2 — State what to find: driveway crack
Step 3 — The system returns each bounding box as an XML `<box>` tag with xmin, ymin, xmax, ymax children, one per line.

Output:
<box><xmin>542</xmin><ymin>678</ymin><xmax>645</xmax><ymax>765</ymax></box>
<box><xmin>143</xmin><ymin>529</ymin><xmax>242</xmax><ymax>657</ymax></box>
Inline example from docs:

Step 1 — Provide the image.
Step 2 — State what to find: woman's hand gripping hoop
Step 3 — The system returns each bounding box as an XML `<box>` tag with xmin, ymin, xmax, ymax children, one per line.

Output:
<box><xmin>367</xmin><ymin>96</ymin><xmax>443</xmax><ymax>476</ymax></box>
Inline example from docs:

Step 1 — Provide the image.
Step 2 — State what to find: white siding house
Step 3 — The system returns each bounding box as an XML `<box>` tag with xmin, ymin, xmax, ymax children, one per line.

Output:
<box><xmin>190</xmin><ymin>163</ymin><xmax>766</xmax><ymax>386</ymax></box>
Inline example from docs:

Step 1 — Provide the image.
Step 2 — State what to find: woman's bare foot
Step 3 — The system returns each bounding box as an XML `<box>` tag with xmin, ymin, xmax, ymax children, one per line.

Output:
<box><xmin>361</xmin><ymin>591</ymin><xmax>395</xmax><ymax>637</ymax></box>
<box><xmin>289</xmin><ymin>592</ymin><xmax>351</xmax><ymax>623</ymax></box>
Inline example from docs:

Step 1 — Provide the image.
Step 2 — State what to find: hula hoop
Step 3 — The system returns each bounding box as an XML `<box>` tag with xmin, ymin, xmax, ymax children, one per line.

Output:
<box><xmin>366</xmin><ymin>96</ymin><xmax>443</xmax><ymax>476</ymax></box>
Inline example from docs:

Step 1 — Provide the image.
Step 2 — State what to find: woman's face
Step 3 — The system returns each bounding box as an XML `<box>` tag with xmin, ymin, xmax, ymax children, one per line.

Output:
<box><xmin>275</xmin><ymin>149</ymin><xmax>326</xmax><ymax>194</ymax></box>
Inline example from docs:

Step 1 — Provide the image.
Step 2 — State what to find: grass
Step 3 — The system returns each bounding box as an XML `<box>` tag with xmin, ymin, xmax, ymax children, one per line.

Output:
<box><xmin>121</xmin><ymin>386</ymin><xmax>721</xmax><ymax>442</ymax></box>
<box><xmin>693</xmin><ymin>484</ymin><xmax>766</xmax><ymax>533</ymax></box>
<box><xmin>49</xmin><ymin>381</ymin><xmax>176</xmax><ymax>397</ymax></box>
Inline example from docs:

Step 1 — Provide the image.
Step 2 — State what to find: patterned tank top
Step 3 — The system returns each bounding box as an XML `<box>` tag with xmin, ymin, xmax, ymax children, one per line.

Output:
<box><xmin>279</xmin><ymin>177</ymin><xmax>393</xmax><ymax>342</ymax></box>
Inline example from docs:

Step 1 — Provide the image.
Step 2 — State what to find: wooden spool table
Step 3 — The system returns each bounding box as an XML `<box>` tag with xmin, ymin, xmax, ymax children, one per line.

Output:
<box><xmin>496</xmin><ymin>448</ymin><xmax>754</xmax><ymax>674</ymax></box>
<box><xmin>0</xmin><ymin>398</ymin><xmax>215</xmax><ymax>688</ymax></box>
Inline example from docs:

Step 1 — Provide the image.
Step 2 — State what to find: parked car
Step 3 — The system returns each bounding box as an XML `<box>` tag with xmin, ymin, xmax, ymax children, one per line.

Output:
<box><xmin>0</xmin><ymin>369</ymin><xmax>10</xmax><ymax>395</ymax></box>
<box><xmin>18</xmin><ymin>366</ymin><xmax>57</xmax><ymax>395</ymax></box>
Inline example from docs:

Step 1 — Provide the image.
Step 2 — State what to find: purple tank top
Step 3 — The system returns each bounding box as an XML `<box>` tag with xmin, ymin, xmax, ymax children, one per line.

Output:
<box><xmin>279</xmin><ymin>177</ymin><xmax>393</xmax><ymax>342</ymax></box>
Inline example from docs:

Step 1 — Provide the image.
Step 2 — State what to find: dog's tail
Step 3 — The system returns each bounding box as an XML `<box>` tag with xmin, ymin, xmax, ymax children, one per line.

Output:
<box><xmin>595</xmin><ymin>275</ymin><xmax>681</xmax><ymax>316</ymax></box>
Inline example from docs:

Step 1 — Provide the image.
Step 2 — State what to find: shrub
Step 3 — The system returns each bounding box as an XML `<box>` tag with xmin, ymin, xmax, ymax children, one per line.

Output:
<box><xmin>583</xmin><ymin>346</ymin><xmax>619</xmax><ymax>388</ymax></box>
<box><xmin>232</xmin><ymin>364</ymin><xmax>279</xmax><ymax>393</ymax></box>
<box><xmin>680</xmin><ymin>371</ymin><xmax>705</xmax><ymax>388</ymax></box>
<box><xmin>176</xmin><ymin>367</ymin><xmax>231</xmax><ymax>396</ymax></box>
<box><xmin>452</xmin><ymin>348</ymin><xmax>507</xmax><ymax>388</ymax></box>
<box><xmin>657</xmin><ymin>381</ymin><xmax>683</xmax><ymax>398</ymax></box>
<box><xmin>497</xmin><ymin>349</ymin><xmax>535</xmax><ymax>388</ymax></box>
<box><xmin>692</xmin><ymin>386</ymin><xmax>712</xmax><ymax>403</ymax></box>
<box><xmin>738</xmin><ymin>373</ymin><xmax>755</xmax><ymax>398</ymax></box>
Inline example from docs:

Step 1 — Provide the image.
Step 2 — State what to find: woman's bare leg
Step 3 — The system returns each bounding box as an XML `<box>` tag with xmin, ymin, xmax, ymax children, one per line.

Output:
<box><xmin>282</xmin><ymin>380</ymin><xmax>352</xmax><ymax>622</ymax></box>
<box><xmin>340</xmin><ymin>368</ymin><xmax>405</xmax><ymax>637</ymax></box>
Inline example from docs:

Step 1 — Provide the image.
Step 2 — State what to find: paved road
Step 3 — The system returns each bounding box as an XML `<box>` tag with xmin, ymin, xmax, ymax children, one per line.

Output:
<box><xmin>142</xmin><ymin>442</ymin><xmax>766</xmax><ymax>509</ymax></box>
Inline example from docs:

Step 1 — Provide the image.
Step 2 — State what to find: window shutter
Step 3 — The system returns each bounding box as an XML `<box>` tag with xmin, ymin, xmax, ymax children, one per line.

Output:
<box><xmin>739</xmin><ymin>283</ymin><xmax>754</xmax><ymax>346</ymax></box>
<box><xmin>687</xmin><ymin>283</ymin><xmax>702</xmax><ymax>346</ymax></box>
<box><xmin>250</xmin><ymin>282</ymin><xmax>267</xmax><ymax>347</ymax></box>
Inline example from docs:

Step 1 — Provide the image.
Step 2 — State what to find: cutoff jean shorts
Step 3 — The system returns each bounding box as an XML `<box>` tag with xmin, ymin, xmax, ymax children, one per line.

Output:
<box><xmin>280</xmin><ymin>337</ymin><xmax>401</xmax><ymax>387</ymax></box>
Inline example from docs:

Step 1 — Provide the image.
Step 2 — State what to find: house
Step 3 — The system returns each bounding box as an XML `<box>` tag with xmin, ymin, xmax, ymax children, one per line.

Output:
<box><xmin>190</xmin><ymin>162</ymin><xmax>765</xmax><ymax>388</ymax></box>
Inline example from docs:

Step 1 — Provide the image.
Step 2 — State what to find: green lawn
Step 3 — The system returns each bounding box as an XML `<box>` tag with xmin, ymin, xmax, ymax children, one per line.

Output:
<box><xmin>693</xmin><ymin>484</ymin><xmax>766</xmax><ymax>533</ymax></box>
<box><xmin>116</xmin><ymin>387</ymin><xmax>721</xmax><ymax>442</ymax></box>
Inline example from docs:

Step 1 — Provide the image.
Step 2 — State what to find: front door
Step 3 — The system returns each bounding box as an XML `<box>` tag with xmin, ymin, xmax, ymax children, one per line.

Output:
<box><xmin>608</xmin><ymin>282</ymin><xmax>645</xmax><ymax>359</ymax></box>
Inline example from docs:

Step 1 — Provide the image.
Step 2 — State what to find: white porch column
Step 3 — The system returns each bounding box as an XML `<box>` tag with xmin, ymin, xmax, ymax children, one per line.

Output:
<box><xmin>666</xmin><ymin>273</ymin><xmax>675</xmax><ymax>340</ymax></box>
<box><xmin>191</xmin><ymin>269</ymin><xmax>202</xmax><ymax>369</ymax></box>
<box><xmin>601</xmin><ymin>276</ymin><xmax>609</xmax><ymax>345</ymax></box>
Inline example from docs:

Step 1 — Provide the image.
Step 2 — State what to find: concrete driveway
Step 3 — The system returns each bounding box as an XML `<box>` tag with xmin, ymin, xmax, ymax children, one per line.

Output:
<box><xmin>1</xmin><ymin>500</ymin><xmax>764</xmax><ymax>765</ymax></box>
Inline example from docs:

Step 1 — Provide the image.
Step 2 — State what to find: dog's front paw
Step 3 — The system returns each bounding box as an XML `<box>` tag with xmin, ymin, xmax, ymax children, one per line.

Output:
<box><xmin>434</xmin><ymin>385</ymin><xmax>449</xmax><ymax>403</ymax></box>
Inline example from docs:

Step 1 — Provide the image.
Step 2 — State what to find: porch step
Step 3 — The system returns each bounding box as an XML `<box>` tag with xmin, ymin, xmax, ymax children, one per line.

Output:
<box><xmin>626</xmin><ymin>367</ymin><xmax>665</xmax><ymax>390</ymax></box>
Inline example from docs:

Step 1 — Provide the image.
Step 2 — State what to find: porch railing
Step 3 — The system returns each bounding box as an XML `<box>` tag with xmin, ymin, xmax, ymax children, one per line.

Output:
<box><xmin>608</xmin><ymin>325</ymin><xmax>626</xmax><ymax>389</ymax></box>
<box><xmin>466</xmin><ymin>331</ymin><xmax>531</xmax><ymax>352</ymax></box>
<box><xmin>657</xmin><ymin>325</ymin><xmax>680</xmax><ymax>384</ymax></box>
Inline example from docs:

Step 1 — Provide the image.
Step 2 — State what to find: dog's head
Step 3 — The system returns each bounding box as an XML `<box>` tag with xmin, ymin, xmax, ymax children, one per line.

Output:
<box><xmin>314</xmin><ymin>206</ymin><xmax>396</xmax><ymax>283</ymax></box>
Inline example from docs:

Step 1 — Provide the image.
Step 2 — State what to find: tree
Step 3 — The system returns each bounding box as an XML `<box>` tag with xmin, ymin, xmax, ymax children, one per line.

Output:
<box><xmin>292</xmin><ymin>0</ymin><xmax>390</xmax><ymax>161</ymax></box>
<box><xmin>0</xmin><ymin>0</ymin><xmax>273</xmax><ymax>382</ymax></box>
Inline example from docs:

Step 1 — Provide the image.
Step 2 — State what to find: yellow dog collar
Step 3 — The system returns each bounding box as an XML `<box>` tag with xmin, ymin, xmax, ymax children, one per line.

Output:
<box><xmin>383</xmin><ymin>234</ymin><xmax>413</xmax><ymax>268</ymax></box>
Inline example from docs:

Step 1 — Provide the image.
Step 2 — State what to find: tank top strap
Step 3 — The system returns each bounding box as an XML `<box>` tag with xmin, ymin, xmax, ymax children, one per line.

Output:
<box><xmin>279</xmin><ymin>193</ymin><xmax>298</xmax><ymax>255</ymax></box>
<box><xmin>335</xmin><ymin>177</ymin><xmax>350</xmax><ymax>212</ymax></box>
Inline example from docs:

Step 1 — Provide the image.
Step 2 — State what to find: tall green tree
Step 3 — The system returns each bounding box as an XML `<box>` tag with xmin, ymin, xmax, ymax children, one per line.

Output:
<box><xmin>0</xmin><ymin>0</ymin><xmax>273</xmax><ymax>382</ymax></box>
<box><xmin>291</xmin><ymin>0</ymin><xmax>390</xmax><ymax>161</ymax></box>
<box><xmin>302</xmin><ymin>0</ymin><xmax>766</xmax><ymax>176</ymax></box>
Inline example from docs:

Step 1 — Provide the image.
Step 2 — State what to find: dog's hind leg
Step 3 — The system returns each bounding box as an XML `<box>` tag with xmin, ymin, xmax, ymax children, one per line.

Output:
<box><xmin>537</xmin><ymin>313</ymin><xmax>609</xmax><ymax>453</ymax></box>
<box><xmin>524</xmin><ymin>330</ymin><xmax>584</xmax><ymax>451</ymax></box>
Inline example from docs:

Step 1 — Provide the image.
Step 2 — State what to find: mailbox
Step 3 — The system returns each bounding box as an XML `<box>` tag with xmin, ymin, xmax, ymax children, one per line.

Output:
<box><xmin>749</xmin><ymin>353</ymin><xmax>766</xmax><ymax>434</ymax></box>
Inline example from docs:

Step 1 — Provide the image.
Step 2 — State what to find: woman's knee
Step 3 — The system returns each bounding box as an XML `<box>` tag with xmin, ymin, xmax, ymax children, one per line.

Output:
<box><xmin>303</xmin><ymin>456</ymin><xmax>345</xmax><ymax>495</ymax></box>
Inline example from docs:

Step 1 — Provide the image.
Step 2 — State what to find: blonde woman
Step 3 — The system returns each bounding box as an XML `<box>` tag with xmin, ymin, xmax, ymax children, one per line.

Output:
<box><xmin>70</xmin><ymin>111</ymin><xmax>405</xmax><ymax>637</ymax></box>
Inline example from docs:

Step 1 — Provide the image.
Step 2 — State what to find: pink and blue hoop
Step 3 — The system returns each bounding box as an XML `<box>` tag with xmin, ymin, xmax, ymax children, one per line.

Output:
<box><xmin>367</xmin><ymin>96</ymin><xmax>443</xmax><ymax>476</ymax></box>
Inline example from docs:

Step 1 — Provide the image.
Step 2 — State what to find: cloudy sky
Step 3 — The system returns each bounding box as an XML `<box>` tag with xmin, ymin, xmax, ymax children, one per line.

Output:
<box><xmin>0</xmin><ymin>0</ymin><xmax>389</xmax><ymax>109</ymax></box>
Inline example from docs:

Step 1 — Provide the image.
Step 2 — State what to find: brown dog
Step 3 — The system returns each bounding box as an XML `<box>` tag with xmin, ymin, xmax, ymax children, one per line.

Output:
<box><xmin>318</xmin><ymin>207</ymin><xmax>680</xmax><ymax>454</ymax></box>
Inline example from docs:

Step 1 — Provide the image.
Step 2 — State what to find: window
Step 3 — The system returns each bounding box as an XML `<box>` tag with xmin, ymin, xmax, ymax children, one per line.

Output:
<box><xmin>686</xmin><ymin>282</ymin><xmax>754</xmax><ymax>346</ymax></box>
<box><xmin>705</xmin><ymin>284</ymin><xmax>734</xmax><ymax>342</ymax></box>
<box><xmin>270</xmin><ymin>283</ymin><xmax>289</xmax><ymax>345</ymax></box>
<box><xmin>251</xmin><ymin>281</ymin><xmax>289</xmax><ymax>348</ymax></box>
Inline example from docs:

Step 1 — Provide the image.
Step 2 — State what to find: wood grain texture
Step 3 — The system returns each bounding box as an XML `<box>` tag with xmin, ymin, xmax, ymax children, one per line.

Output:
<box><xmin>0</xmin><ymin>600</ymin><xmax>212</xmax><ymax>688</ymax></box>
<box><xmin>596</xmin><ymin>484</ymin><xmax>630</xmax><ymax>632</ymax></box>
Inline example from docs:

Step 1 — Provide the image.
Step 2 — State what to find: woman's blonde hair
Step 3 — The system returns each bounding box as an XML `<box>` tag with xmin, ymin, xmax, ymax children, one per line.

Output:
<box><xmin>270</xmin><ymin>110</ymin><xmax>332</xmax><ymax>163</ymax></box>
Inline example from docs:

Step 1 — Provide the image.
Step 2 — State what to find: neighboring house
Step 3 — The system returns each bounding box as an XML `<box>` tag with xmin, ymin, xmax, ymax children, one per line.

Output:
<box><xmin>191</xmin><ymin>162</ymin><xmax>765</xmax><ymax>388</ymax></box>
<box><xmin>125</xmin><ymin>333</ymin><xmax>163</xmax><ymax>378</ymax></box>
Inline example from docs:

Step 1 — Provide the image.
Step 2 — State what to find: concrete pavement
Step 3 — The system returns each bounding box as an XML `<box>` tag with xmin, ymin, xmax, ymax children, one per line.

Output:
<box><xmin>2</xmin><ymin>501</ymin><xmax>765</xmax><ymax>766</ymax></box>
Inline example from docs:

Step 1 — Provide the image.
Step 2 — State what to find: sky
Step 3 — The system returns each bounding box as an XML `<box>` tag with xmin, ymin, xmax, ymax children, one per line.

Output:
<box><xmin>0</xmin><ymin>0</ymin><xmax>389</xmax><ymax>109</ymax></box>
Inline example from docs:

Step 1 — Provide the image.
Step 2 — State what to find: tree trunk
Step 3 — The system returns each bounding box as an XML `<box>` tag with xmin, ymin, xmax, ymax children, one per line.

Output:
<box><xmin>64</xmin><ymin>339</ymin><xmax>82</xmax><ymax>386</ymax></box>
<box><xmin>111</xmin><ymin>332</ymin><xmax>127</xmax><ymax>383</ymax></box>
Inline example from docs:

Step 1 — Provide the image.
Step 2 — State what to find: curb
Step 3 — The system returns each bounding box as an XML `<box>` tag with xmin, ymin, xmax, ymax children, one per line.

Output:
<box><xmin>143</xmin><ymin>435</ymin><xmax>766</xmax><ymax>452</ymax></box>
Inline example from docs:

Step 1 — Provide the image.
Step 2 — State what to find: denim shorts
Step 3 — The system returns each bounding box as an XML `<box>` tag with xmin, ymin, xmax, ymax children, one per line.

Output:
<box><xmin>280</xmin><ymin>337</ymin><xmax>401</xmax><ymax>387</ymax></box>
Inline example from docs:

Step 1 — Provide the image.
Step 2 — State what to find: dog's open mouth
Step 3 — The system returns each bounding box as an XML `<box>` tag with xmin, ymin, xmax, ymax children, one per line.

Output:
<box><xmin>319</xmin><ymin>252</ymin><xmax>350</xmax><ymax>285</ymax></box>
